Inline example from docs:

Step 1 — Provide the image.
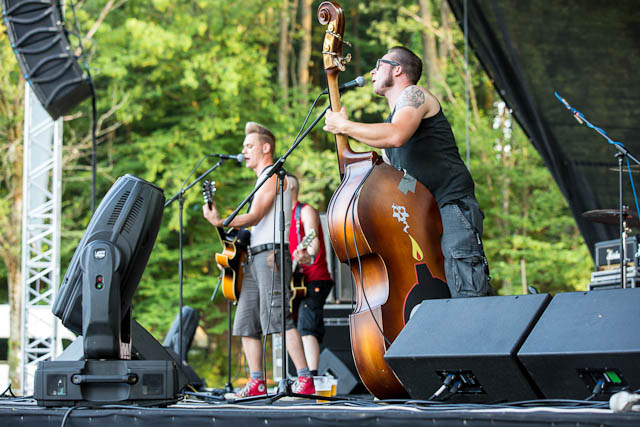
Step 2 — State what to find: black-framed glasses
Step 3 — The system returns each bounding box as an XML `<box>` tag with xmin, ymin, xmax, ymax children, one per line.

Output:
<box><xmin>376</xmin><ymin>58</ymin><xmax>401</xmax><ymax>70</ymax></box>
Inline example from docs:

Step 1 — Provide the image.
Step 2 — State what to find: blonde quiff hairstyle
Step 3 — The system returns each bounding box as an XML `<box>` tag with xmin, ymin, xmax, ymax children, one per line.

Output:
<box><xmin>245</xmin><ymin>121</ymin><xmax>276</xmax><ymax>153</ymax></box>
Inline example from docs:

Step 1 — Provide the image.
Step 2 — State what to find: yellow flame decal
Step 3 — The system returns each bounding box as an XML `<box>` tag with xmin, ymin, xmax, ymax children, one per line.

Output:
<box><xmin>409</xmin><ymin>234</ymin><xmax>423</xmax><ymax>261</ymax></box>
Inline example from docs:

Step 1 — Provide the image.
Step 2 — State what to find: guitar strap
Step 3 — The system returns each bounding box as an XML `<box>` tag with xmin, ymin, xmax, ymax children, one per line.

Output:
<box><xmin>295</xmin><ymin>202</ymin><xmax>304</xmax><ymax>244</ymax></box>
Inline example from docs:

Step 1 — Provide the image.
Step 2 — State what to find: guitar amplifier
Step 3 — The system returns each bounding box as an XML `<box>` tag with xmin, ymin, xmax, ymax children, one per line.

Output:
<box><xmin>588</xmin><ymin>267</ymin><xmax>640</xmax><ymax>291</ymax></box>
<box><xmin>594</xmin><ymin>236</ymin><xmax>639</xmax><ymax>271</ymax></box>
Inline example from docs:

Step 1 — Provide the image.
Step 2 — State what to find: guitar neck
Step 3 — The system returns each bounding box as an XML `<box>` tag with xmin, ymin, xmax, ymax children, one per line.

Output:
<box><xmin>216</xmin><ymin>226</ymin><xmax>228</xmax><ymax>244</ymax></box>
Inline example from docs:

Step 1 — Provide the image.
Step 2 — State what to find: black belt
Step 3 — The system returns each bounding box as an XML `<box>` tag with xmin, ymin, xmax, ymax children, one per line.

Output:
<box><xmin>250</xmin><ymin>243</ymin><xmax>288</xmax><ymax>256</ymax></box>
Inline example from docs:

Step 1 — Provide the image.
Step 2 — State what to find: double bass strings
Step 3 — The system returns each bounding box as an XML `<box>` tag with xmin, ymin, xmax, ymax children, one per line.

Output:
<box><xmin>342</xmin><ymin>163</ymin><xmax>392</xmax><ymax>347</ymax></box>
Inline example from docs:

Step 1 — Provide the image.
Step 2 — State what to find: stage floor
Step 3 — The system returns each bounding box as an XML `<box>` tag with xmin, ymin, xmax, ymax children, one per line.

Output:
<box><xmin>1</xmin><ymin>394</ymin><xmax>639</xmax><ymax>427</ymax></box>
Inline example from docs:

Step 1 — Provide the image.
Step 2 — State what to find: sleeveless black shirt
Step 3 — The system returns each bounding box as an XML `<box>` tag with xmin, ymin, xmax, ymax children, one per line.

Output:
<box><xmin>384</xmin><ymin>107</ymin><xmax>475</xmax><ymax>207</ymax></box>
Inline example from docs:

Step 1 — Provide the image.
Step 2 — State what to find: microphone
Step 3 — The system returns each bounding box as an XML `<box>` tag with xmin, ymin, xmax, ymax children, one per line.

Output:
<box><xmin>322</xmin><ymin>76</ymin><xmax>366</xmax><ymax>95</ymax></box>
<box><xmin>554</xmin><ymin>91</ymin><xmax>584</xmax><ymax>124</ymax></box>
<box><xmin>208</xmin><ymin>153</ymin><xmax>245</xmax><ymax>162</ymax></box>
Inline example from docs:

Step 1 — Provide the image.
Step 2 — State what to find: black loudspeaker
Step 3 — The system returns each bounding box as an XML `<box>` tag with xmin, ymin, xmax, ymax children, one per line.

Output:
<box><xmin>1</xmin><ymin>0</ymin><xmax>91</xmax><ymax>119</ymax></box>
<box><xmin>385</xmin><ymin>294</ymin><xmax>550</xmax><ymax>403</ymax></box>
<box><xmin>318</xmin><ymin>348</ymin><xmax>359</xmax><ymax>395</ymax></box>
<box><xmin>163</xmin><ymin>306</ymin><xmax>200</xmax><ymax>363</ymax></box>
<box><xmin>286</xmin><ymin>304</ymin><xmax>365</xmax><ymax>393</ymax></box>
<box><xmin>518</xmin><ymin>288</ymin><xmax>640</xmax><ymax>400</ymax></box>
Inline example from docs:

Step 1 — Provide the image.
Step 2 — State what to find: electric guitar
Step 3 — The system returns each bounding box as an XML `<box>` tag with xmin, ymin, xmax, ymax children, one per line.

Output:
<box><xmin>202</xmin><ymin>180</ymin><xmax>250</xmax><ymax>302</ymax></box>
<box><xmin>289</xmin><ymin>229</ymin><xmax>317</xmax><ymax>318</ymax></box>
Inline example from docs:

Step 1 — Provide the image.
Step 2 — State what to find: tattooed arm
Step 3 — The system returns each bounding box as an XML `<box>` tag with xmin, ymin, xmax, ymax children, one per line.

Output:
<box><xmin>323</xmin><ymin>85</ymin><xmax>439</xmax><ymax>149</ymax></box>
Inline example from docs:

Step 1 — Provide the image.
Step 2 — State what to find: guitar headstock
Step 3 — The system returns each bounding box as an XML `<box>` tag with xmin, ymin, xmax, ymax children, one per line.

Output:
<box><xmin>202</xmin><ymin>180</ymin><xmax>217</xmax><ymax>207</ymax></box>
<box><xmin>317</xmin><ymin>1</ymin><xmax>350</xmax><ymax>72</ymax></box>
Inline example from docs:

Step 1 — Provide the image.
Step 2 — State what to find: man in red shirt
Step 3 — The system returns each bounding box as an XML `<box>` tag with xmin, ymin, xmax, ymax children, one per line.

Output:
<box><xmin>287</xmin><ymin>174</ymin><xmax>334</xmax><ymax>375</ymax></box>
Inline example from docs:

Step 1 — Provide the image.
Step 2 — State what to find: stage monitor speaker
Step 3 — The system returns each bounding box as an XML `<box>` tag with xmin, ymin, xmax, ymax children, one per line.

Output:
<box><xmin>1</xmin><ymin>0</ymin><xmax>91</xmax><ymax>119</ymax></box>
<box><xmin>385</xmin><ymin>294</ymin><xmax>550</xmax><ymax>403</ymax></box>
<box><xmin>518</xmin><ymin>288</ymin><xmax>640</xmax><ymax>400</ymax></box>
<box><xmin>286</xmin><ymin>304</ymin><xmax>365</xmax><ymax>393</ymax></box>
<box><xmin>163</xmin><ymin>305</ymin><xmax>200</xmax><ymax>363</ymax></box>
<box><xmin>318</xmin><ymin>348</ymin><xmax>359</xmax><ymax>395</ymax></box>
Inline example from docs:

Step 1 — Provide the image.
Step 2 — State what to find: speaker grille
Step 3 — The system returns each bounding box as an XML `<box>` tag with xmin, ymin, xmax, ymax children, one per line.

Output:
<box><xmin>108</xmin><ymin>191</ymin><xmax>130</xmax><ymax>226</ymax></box>
<box><xmin>122</xmin><ymin>197</ymin><xmax>143</xmax><ymax>234</ymax></box>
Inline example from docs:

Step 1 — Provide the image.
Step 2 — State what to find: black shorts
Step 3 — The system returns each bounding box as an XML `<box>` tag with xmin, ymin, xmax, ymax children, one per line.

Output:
<box><xmin>297</xmin><ymin>279</ymin><xmax>334</xmax><ymax>342</ymax></box>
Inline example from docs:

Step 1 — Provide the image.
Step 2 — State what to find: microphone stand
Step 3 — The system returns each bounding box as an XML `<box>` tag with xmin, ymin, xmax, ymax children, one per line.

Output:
<box><xmin>165</xmin><ymin>157</ymin><xmax>227</xmax><ymax>373</ymax></box>
<box><xmin>224</xmin><ymin>104</ymin><xmax>345</xmax><ymax>403</ymax></box>
<box><xmin>555</xmin><ymin>93</ymin><xmax>640</xmax><ymax>288</ymax></box>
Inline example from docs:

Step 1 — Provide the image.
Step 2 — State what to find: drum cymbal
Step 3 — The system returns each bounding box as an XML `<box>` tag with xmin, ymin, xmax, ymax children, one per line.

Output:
<box><xmin>582</xmin><ymin>209</ymin><xmax>640</xmax><ymax>227</ymax></box>
<box><xmin>609</xmin><ymin>165</ymin><xmax>640</xmax><ymax>174</ymax></box>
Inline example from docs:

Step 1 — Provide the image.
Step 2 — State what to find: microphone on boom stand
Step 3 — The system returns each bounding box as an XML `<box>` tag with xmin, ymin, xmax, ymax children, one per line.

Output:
<box><xmin>207</xmin><ymin>153</ymin><xmax>245</xmax><ymax>162</ymax></box>
<box><xmin>321</xmin><ymin>76</ymin><xmax>366</xmax><ymax>95</ymax></box>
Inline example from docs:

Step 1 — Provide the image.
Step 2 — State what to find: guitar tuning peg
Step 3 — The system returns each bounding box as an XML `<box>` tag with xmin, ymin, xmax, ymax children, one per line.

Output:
<box><xmin>345</xmin><ymin>53</ymin><xmax>352</xmax><ymax>63</ymax></box>
<box><xmin>343</xmin><ymin>39</ymin><xmax>352</xmax><ymax>48</ymax></box>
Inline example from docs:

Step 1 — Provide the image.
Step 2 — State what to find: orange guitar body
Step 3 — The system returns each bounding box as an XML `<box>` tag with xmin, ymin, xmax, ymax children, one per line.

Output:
<box><xmin>203</xmin><ymin>180</ymin><xmax>249</xmax><ymax>302</ymax></box>
<box><xmin>216</xmin><ymin>230</ymin><xmax>247</xmax><ymax>302</ymax></box>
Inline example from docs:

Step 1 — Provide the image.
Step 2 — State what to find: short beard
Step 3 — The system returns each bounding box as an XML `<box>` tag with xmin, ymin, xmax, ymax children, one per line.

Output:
<box><xmin>374</xmin><ymin>74</ymin><xmax>394</xmax><ymax>95</ymax></box>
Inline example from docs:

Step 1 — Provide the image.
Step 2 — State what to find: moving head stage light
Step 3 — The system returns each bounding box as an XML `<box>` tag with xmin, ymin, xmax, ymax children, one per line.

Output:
<box><xmin>34</xmin><ymin>175</ymin><xmax>186</xmax><ymax>407</ymax></box>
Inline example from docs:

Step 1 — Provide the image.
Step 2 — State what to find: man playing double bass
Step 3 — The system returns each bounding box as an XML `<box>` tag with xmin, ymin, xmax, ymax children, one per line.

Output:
<box><xmin>324</xmin><ymin>46</ymin><xmax>493</xmax><ymax>298</ymax></box>
<box><xmin>203</xmin><ymin>122</ymin><xmax>315</xmax><ymax>398</ymax></box>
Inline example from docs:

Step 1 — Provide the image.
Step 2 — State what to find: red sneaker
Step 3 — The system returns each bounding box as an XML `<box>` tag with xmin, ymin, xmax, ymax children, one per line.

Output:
<box><xmin>230</xmin><ymin>378</ymin><xmax>266</xmax><ymax>398</ymax></box>
<box><xmin>292</xmin><ymin>376</ymin><xmax>315</xmax><ymax>395</ymax></box>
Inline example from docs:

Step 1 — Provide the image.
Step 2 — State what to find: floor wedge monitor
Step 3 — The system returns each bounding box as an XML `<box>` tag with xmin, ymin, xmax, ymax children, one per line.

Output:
<box><xmin>385</xmin><ymin>294</ymin><xmax>550</xmax><ymax>403</ymax></box>
<box><xmin>518</xmin><ymin>288</ymin><xmax>640</xmax><ymax>400</ymax></box>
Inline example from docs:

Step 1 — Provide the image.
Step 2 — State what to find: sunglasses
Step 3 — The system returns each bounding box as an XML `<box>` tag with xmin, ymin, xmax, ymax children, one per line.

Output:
<box><xmin>376</xmin><ymin>58</ymin><xmax>401</xmax><ymax>70</ymax></box>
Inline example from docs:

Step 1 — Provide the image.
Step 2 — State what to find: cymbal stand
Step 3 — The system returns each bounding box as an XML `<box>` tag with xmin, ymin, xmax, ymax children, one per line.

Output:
<box><xmin>617</xmin><ymin>153</ymin><xmax>627</xmax><ymax>287</ymax></box>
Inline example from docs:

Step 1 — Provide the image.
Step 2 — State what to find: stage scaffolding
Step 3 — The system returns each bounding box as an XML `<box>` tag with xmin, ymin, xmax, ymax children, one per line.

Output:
<box><xmin>20</xmin><ymin>85</ymin><xmax>63</xmax><ymax>395</ymax></box>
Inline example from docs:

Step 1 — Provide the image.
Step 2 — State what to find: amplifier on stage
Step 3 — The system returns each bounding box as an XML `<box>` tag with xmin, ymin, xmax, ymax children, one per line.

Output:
<box><xmin>588</xmin><ymin>266</ymin><xmax>640</xmax><ymax>291</ymax></box>
<box><xmin>594</xmin><ymin>236</ymin><xmax>639</xmax><ymax>271</ymax></box>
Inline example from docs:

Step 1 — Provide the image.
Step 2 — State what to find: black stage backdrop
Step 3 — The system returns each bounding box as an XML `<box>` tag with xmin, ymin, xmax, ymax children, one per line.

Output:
<box><xmin>447</xmin><ymin>0</ymin><xmax>640</xmax><ymax>257</ymax></box>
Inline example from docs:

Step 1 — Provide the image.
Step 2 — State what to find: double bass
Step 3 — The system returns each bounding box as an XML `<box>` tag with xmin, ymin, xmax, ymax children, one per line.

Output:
<box><xmin>317</xmin><ymin>2</ymin><xmax>451</xmax><ymax>399</ymax></box>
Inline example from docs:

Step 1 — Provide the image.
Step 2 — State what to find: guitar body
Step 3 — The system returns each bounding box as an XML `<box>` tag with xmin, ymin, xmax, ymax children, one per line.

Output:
<box><xmin>216</xmin><ymin>228</ymin><xmax>248</xmax><ymax>302</ymax></box>
<box><xmin>288</xmin><ymin>230</ymin><xmax>316</xmax><ymax>319</ymax></box>
<box><xmin>203</xmin><ymin>180</ymin><xmax>250</xmax><ymax>302</ymax></box>
<box><xmin>289</xmin><ymin>272</ymin><xmax>306</xmax><ymax>322</ymax></box>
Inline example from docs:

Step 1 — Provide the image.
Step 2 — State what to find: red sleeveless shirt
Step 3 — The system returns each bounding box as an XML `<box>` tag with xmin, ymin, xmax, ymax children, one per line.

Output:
<box><xmin>288</xmin><ymin>202</ymin><xmax>333</xmax><ymax>282</ymax></box>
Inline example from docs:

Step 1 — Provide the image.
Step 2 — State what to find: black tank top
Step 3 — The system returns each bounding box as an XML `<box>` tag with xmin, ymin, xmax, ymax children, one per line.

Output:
<box><xmin>384</xmin><ymin>107</ymin><xmax>475</xmax><ymax>207</ymax></box>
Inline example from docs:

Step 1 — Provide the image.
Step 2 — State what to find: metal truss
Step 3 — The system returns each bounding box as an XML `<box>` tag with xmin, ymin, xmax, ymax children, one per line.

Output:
<box><xmin>20</xmin><ymin>85</ymin><xmax>63</xmax><ymax>395</ymax></box>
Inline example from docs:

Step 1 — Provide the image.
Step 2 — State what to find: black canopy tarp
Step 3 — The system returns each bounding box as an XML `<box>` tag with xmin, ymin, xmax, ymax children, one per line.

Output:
<box><xmin>447</xmin><ymin>0</ymin><xmax>640</xmax><ymax>257</ymax></box>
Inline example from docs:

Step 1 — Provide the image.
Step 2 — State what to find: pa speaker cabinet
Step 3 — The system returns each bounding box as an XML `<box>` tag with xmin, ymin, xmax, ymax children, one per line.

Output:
<box><xmin>2</xmin><ymin>0</ymin><xmax>91</xmax><ymax>118</ymax></box>
<box><xmin>385</xmin><ymin>294</ymin><xmax>550</xmax><ymax>403</ymax></box>
<box><xmin>518</xmin><ymin>288</ymin><xmax>640</xmax><ymax>400</ymax></box>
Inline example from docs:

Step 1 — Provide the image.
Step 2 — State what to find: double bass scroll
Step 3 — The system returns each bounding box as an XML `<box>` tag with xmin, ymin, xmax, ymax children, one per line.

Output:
<box><xmin>318</xmin><ymin>1</ymin><xmax>450</xmax><ymax>399</ymax></box>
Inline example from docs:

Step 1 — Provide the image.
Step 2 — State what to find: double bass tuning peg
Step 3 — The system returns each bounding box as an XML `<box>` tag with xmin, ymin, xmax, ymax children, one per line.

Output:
<box><xmin>333</xmin><ymin>53</ymin><xmax>352</xmax><ymax>71</ymax></box>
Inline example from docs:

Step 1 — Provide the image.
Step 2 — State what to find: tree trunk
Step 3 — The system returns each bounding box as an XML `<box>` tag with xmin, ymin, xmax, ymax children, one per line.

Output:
<box><xmin>419</xmin><ymin>0</ymin><xmax>441</xmax><ymax>95</ymax></box>
<box><xmin>0</xmin><ymin>85</ymin><xmax>24</xmax><ymax>391</ymax></box>
<box><xmin>278</xmin><ymin>0</ymin><xmax>290</xmax><ymax>105</ymax></box>
<box><xmin>351</xmin><ymin>9</ymin><xmax>362</xmax><ymax>77</ymax></box>
<box><xmin>8</xmin><ymin>261</ymin><xmax>22</xmax><ymax>389</ymax></box>
<box><xmin>439</xmin><ymin>0</ymin><xmax>452</xmax><ymax>65</ymax></box>
<box><xmin>298</xmin><ymin>0</ymin><xmax>312</xmax><ymax>94</ymax></box>
<box><xmin>288</xmin><ymin>0</ymin><xmax>299</xmax><ymax>89</ymax></box>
